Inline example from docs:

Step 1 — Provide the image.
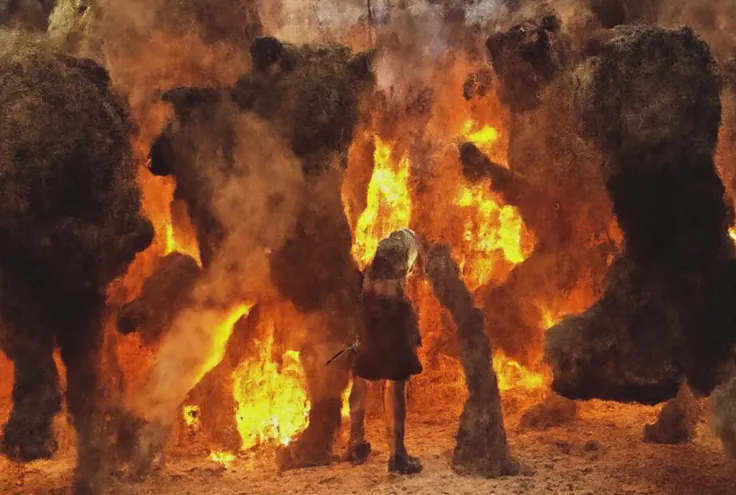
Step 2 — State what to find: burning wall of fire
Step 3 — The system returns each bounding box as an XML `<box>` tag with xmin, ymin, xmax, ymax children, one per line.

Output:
<box><xmin>0</xmin><ymin>19</ymin><xmax>629</xmax><ymax>467</ymax></box>
<box><xmin>96</xmin><ymin>49</ymin><xmax>591</xmax><ymax>465</ymax></box>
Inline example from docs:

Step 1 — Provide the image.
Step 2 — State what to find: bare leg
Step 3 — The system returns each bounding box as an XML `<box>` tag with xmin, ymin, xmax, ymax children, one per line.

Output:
<box><xmin>344</xmin><ymin>376</ymin><xmax>371</xmax><ymax>464</ymax></box>
<box><xmin>384</xmin><ymin>380</ymin><xmax>422</xmax><ymax>474</ymax></box>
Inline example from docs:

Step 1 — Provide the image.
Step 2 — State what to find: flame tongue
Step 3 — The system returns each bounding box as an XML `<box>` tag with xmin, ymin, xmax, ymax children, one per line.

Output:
<box><xmin>351</xmin><ymin>136</ymin><xmax>412</xmax><ymax>270</ymax></box>
<box><xmin>232</xmin><ymin>320</ymin><xmax>310</xmax><ymax>451</ymax></box>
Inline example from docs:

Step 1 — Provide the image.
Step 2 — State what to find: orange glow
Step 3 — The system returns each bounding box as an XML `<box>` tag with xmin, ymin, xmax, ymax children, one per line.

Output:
<box><xmin>351</xmin><ymin>136</ymin><xmax>412</xmax><ymax>269</ymax></box>
<box><xmin>493</xmin><ymin>352</ymin><xmax>547</xmax><ymax>392</ymax></box>
<box><xmin>183</xmin><ymin>405</ymin><xmax>201</xmax><ymax>430</ymax></box>
<box><xmin>197</xmin><ymin>305</ymin><xmax>251</xmax><ymax>386</ymax></box>
<box><xmin>342</xmin><ymin>379</ymin><xmax>353</xmax><ymax>419</ymax></box>
<box><xmin>463</xmin><ymin>119</ymin><xmax>502</xmax><ymax>162</ymax></box>
<box><xmin>729</xmin><ymin>226</ymin><xmax>736</xmax><ymax>243</ymax></box>
<box><xmin>231</xmin><ymin>322</ymin><xmax>310</xmax><ymax>451</ymax></box>
<box><xmin>453</xmin><ymin>180</ymin><xmax>534</xmax><ymax>291</ymax></box>
<box><xmin>209</xmin><ymin>450</ymin><xmax>236</xmax><ymax>469</ymax></box>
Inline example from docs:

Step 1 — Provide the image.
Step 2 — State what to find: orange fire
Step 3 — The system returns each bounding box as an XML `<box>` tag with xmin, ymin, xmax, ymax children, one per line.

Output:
<box><xmin>493</xmin><ymin>352</ymin><xmax>547</xmax><ymax>392</ymax></box>
<box><xmin>343</xmin><ymin>119</ymin><xmax>545</xmax><ymax>402</ymax></box>
<box><xmin>209</xmin><ymin>450</ymin><xmax>236</xmax><ymax>469</ymax></box>
<box><xmin>452</xmin><ymin>119</ymin><xmax>534</xmax><ymax>291</ymax></box>
<box><xmin>231</xmin><ymin>322</ymin><xmax>310</xmax><ymax>451</ymax></box>
<box><xmin>351</xmin><ymin>136</ymin><xmax>412</xmax><ymax>269</ymax></box>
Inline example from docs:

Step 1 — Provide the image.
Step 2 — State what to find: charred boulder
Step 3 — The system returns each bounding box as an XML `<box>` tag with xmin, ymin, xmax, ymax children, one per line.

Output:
<box><xmin>0</xmin><ymin>31</ymin><xmax>153</xmax><ymax>492</ymax></box>
<box><xmin>117</xmin><ymin>252</ymin><xmax>202</xmax><ymax>343</ymax></box>
<box><xmin>545</xmin><ymin>25</ymin><xmax>736</xmax><ymax>404</ymax></box>
<box><xmin>486</xmin><ymin>13</ymin><xmax>571</xmax><ymax>112</ymax></box>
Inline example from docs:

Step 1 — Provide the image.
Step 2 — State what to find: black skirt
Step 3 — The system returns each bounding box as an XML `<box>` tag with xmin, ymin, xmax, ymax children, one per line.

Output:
<box><xmin>353</xmin><ymin>292</ymin><xmax>423</xmax><ymax>382</ymax></box>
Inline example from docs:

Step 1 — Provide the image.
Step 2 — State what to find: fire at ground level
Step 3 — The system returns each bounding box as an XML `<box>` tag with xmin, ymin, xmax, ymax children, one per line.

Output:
<box><xmin>2</xmin><ymin>371</ymin><xmax>734</xmax><ymax>495</ymax></box>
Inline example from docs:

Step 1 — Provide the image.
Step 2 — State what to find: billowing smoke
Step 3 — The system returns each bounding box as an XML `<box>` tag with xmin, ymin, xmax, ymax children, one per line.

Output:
<box><xmin>128</xmin><ymin>99</ymin><xmax>306</xmax><ymax>427</ymax></box>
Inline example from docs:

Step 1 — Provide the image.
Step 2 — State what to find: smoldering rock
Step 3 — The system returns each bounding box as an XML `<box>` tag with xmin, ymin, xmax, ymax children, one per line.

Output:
<box><xmin>117</xmin><ymin>252</ymin><xmax>202</xmax><ymax>344</ymax></box>
<box><xmin>425</xmin><ymin>243</ymin><xmax>519</xmax><ymax>478</ymax></box>
<box><xmin>233</xmin><ymin>36</ymin><xmax>375</xmax><ymax>176</ymax></box>
<box><xmin>462</xmin><ymin>68</ymin><xmax>493</xmax><ymax>101</ymax></box>
<box><xmin>643</xmin><ymin>382</ymin><xmax>699</xmax><ymax>445</ymax></box>
<box><xmin>0</xmin><ymin>30</ymin><xmax>153</xmax><ymax>491</ymax></box>
<box><xmin>544</xmin><ymin>258</ymin><xmax>683</xmax><ymax>404</ymax></box>
<box><xmin>546</xmin><ymin>25</ymin><xmax>736</xmax><ymax>404</ymax></box>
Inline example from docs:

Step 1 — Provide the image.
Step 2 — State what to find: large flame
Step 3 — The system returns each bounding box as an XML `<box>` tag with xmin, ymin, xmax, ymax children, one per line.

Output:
<box><xmin>351</xmin><ymin>136</ymin><xmax>412</xmax><ymax>269</ymax></box>
<box><xmin>452</xmin><ymin>119</ymin><xmax>534</xmax><ymax>291</ymax></box>
<box><xmin>231</xmin><ymin>322</ymin><xmax>310</xmax><ymax>451</ymax></box>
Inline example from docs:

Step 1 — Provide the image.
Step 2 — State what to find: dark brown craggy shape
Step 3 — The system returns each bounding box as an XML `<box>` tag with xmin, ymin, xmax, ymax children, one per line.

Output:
<box><xmin>147</xmin><ymin>37</ymin><xmax>375</xmax><ymax>471</ymax></box>
<box><xmin>425</xmin><ymin>243</ymin><xmax>519</xmax><ymax>478</ymax></box>
<box><xmin>117</xmin><ymin>252</ymin><xmax>202</xmax><ymax>344</ymax></box>
<box><xmin>0</xmin><ymin>0</ymin><xmax>56</xmax><ymax>31</ymax></box>
<box><xmin>486</xmin><ymin>12</ymin><xmax>571</xmax><ymax>113</ymax></box>
<box><xmin>0</xmin><ymin>31</ymin><xmax>153</xmax><ymax>493</ymax></box>
<box><xmin>643</xmin><ymin>382</ymin><xmax>699</xmax><ymax>444</ymax></box>
<box><xmin>157</xmin><ymin>0</ymin><xmax>262</xmax><ymax>46</ymax></box>
<box><xmin>545</xmin><ymin>25</ymin><xmax>736</xmax><ymax>404</ymax></box>
<box><xmin>474</xmin><ymin>10</ymin><xmax>614</xmax><ymax>367</ymax></box>
<box><xmin>588</xmin><ymin>0</ymin><xmax>660</xmax><ymax>29</ymax></box>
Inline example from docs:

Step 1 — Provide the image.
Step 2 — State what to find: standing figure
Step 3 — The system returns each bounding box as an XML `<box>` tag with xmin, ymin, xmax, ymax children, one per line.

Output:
<box><xmin>346</xmin><ymin>228</ymin><xmax>423</xmax><ymax>474</ymax></box>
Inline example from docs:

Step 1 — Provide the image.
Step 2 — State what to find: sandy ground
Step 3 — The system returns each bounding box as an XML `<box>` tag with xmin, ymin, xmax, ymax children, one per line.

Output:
<box><xmin>1</xmin><ymin>393</ymin><xmax>735</xmax><ymax>495</ymax></box>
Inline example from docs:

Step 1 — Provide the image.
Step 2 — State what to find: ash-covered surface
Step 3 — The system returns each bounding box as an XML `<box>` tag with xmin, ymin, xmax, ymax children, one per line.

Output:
<box><xmin>545</xmin><ymin>25</ymin><xmax>736</xmax><ymax>404</ymax></box>
<box><xmin>3</xmin><ymin>399</ymin><xmax>736</xmax><ymax>495</ymax></box>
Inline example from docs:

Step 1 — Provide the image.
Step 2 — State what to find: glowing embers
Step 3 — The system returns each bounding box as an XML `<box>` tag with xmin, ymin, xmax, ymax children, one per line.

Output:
<box><xmin>183</xmin><ymin>405</ymin><xmax>201</xmax><ymax>430</ymax></box>
<box><xmin>351</xmin><ymin>136</ymin><xmax>412</xmax><ymax>269</ymax></box>
<box><xmin>231</xmin><ymin>322</ymin><xmax>310</xmax><ymax>451</ymax></box>
<box><xmin>730</xmin><ymin>226</ymin><xmax>736</xmax><ymax>243</ymax></box>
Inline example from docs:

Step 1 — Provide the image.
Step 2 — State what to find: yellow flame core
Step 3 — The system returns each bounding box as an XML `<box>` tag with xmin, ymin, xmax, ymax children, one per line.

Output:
<box><xmin>209</xmin><ymin>450</ymin><xmax>236</xmax><ymax>469</ymax></box>
<box><xmin>493</xmin><ymin>352</ymin><xmax>546</xmax><ymax>392</ymax></box>
<box><xmin>463</xmin><ymin>120</ymin><xmax>501</xmax><ymax>159</ymax></box>
<box><xmin>351</xmin><ymin>136</ymin><xmax>412</xmax><ymax>269</ymax></box>
<box><xmin>196</xmin><ymin>305</ymin><xmax>251</xmax><ymax>387</ymax></box>
<box><xmin>163</xmin><ymin>214</ymin><xmax>202</xmax><ymax>266</ymax></box>
<box><xmin>232</xmin><ymin>324</ymin><xmax>310</xmax><ymax>451</ymax></box>
<box><xmin>341</xmin><ymin>379</ymin><xmax>352</xmax><ymax>418</ymax></box>
<box><xmin>453</xmin><ymin>182</ymin><xmax>532</xmax><ymax>291</ymax></box>
<box><xmin>729</xmin><ymin>226</ymin><xmax>736</xmax><ymax>243</ymax></box>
